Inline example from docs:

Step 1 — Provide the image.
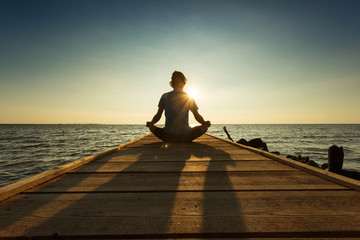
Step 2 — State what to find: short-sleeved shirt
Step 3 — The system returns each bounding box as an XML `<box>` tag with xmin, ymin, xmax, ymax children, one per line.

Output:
<box><xmin>158</xmin><ymin>90</ymin><xmax>198</xmax><ymax>134</ymax></box>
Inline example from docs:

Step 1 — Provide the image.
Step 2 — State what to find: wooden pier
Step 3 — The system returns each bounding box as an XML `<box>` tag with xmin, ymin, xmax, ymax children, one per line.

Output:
<box><xmin>1</xmin><ymin>133</ymin><xmax>360</xmax><ymax>239</ymax></box>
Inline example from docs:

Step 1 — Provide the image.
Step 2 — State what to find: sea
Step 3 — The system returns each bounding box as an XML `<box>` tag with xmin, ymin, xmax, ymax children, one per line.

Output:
<box><xmin>0</xmin><ymin>124</ymin><xmax>359</xmax><ymax>188</ymax></box>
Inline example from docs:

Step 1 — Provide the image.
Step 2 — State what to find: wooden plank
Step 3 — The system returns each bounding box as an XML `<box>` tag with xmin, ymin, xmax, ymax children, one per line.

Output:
<box><xmin>27</xmin><ymin>171</ymin><xmax>346</xmax><ymax>193</ymax></box>
<box><xmin>93</xmin><ymin>153</ymin><xmax>272</xmax><ymax>162</ymax></box>
<box><xmin>125</xmin><ymin>143</ymin><xmax>246</xmax><ymax>151</ymax></box>
<box><xmin>74</xmin><ymin>160</ymin><xmax>296</xmax><ymax>173</ymax></box>
<box><xmin>1</xmin><ymin>191</ymin><xmax>359</xmax><ymax>237</ymax></box>
<box><xmin>118</xmin><ymin>147</ymin><xmax>252</xmax><ymax>155</ymax></box>
<box><xmin>117</xmin><ymin>139</ymin><xmax>254</xmax><ymax>155</ymax></box>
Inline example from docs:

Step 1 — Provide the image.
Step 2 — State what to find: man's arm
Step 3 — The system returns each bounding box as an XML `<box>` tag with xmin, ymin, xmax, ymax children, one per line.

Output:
<box><xmin>146</xmin><ymin>107</ymin><xmax>164</xmax><ymax>127</ymax></box>
<box><xmin>191</xmin><ymin>108</ymin><xmax>211</xmax><ymax>127</ymax></box>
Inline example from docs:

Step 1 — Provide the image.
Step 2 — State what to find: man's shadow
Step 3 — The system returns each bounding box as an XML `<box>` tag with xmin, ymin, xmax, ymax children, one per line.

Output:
<box><xmin>190</xmin><ymin>142</ymin><xmax>246</xmax><ymax>234</ymax></box>
<box><xmin>21</xmin><ymin>139</ymin><xmax>245</xmax><ymax>237</ymax></box>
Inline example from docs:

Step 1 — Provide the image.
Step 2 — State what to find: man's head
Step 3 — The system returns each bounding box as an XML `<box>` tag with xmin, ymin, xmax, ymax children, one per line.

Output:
<box><xmin>170</xmin><ymin>71</ymin><xmax>187</xmax><ymax>89</ymax></box>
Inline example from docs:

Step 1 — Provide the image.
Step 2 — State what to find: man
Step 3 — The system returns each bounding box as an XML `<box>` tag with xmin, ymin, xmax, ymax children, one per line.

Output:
<box><xmin>146</xmin><ymin>71</ymin><xmax>211</xmax><ymax>143</ymax></box>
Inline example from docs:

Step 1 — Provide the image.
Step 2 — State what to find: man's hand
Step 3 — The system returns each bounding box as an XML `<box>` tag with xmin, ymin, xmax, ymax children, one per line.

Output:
<box><xmin>204</xmin><ymin>121</ymin><xmax>211</xmax><ymax>128</ymax></box>
<box><xmin>146</xmin><ymin>121</ymin><xmax>154</xmax><ymax>127</ymax></box>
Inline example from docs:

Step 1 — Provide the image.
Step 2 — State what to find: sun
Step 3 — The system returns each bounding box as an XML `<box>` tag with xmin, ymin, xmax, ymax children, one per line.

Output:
<box><xmin>186</xmin><ymin>88</ymin><xmax>199</xmax><ymax>100</ymax></box>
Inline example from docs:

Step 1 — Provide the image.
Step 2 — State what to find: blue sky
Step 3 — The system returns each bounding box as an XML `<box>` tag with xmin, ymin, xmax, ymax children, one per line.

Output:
<box><xmin>1</xmin><ymin>0</ymin><xmax>360</xmax><ymax>124</ymax></box>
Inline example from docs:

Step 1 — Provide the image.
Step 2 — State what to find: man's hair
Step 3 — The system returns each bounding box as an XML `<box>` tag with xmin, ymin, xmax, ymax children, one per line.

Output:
<box><xmin>171</xmin><ymin>71</ymin><xmax>187</xmax><ymax>87</ymax></box>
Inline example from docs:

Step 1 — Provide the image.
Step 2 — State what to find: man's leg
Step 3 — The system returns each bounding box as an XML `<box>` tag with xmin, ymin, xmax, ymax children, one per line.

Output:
<box><xmin>148</xmin><ymin>125</ymin><xmax>167</xmax><ymax>142</ymax></box>
<box><xmin>149</xmin><ymin>125</ymin><xmax>208</xmax><ymax>143</ymax></box>
<box><xmin>148</xmin><ymin>125</ymin><xmax>186</xmax><ymax>143</ymax></box>
<box><xmin>189</xmin><ymin>124</ymin><xmax>208</xmax><ymax>142</ymax></box>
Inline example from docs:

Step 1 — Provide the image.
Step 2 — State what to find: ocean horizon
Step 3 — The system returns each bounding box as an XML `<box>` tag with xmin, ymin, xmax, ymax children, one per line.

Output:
<box><xmin>1</xmin><ymin>124</ymin><xmax>359</xmax><ymax>188</ymax></box>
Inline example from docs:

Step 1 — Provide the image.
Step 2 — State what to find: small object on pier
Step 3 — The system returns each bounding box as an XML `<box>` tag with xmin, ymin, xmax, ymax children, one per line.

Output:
<box><xmin>328</xmin><ymin>145</ymin><xmax>344</xmax><ymax>173</ymax></box>
<box><xmin>222</xmin><ymin>126</ymin><xmax>234</xmax><ymax>142</ymax></box>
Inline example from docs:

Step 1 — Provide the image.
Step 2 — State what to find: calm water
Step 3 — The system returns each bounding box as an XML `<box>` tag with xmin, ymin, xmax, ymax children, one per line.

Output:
<box><xmin>0</xmin><ymin>124</ymin><xmax>359</xmax><ymax>187</ymax></box>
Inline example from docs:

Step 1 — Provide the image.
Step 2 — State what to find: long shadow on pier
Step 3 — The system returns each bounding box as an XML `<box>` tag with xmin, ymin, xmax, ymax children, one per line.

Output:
<box><xmin>0</xmin><ymin>166</ymin><xmax>97</xmax><ymax>236</ymax></box>
<box><xmin>1</xmin><ymin>137</ymin><xmax>245</xmax><ymax>238</ymax></box>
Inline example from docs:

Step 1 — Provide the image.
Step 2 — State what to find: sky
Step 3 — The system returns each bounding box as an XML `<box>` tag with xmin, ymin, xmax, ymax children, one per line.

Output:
<box><xmin>1</xmin><ymin>0</ymin><xmax>360</xmax><ymax>124</ymax></box>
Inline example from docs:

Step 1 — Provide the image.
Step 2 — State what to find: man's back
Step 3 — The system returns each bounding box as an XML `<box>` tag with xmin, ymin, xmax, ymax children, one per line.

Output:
<box><xmin>159</xmin><ymin>90</ymin><xmax>198</xmax><ymax>134</ymax></box>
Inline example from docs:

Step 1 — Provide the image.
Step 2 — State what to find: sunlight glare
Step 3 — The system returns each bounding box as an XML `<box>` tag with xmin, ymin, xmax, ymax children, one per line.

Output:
<box><xmin>187</xmin><ymin>88</ymin><xmax>199</xmax><ymax>100</ymax></box>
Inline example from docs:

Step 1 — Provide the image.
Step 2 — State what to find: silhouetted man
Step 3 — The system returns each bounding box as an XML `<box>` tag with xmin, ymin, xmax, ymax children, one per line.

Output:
<box><xmin>146</xmin><ymin>71</ymin><xmax>211</xmax><ymax>143</ymax></box>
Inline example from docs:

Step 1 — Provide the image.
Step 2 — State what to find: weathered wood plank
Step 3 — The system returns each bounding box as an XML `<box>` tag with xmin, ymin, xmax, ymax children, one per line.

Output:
<box><xmin>116</xmin><ymin>139</ymin><xmax>254</xmax><ymax>155</ymax></box>
<box><xmin>125</xmin><ymin>144</ymin><xmax>247</xmax><ymax>152</ymax></box>
<box><xmin>94</xmin><ymin>153</ymin><xmax>272</xmax><ymax>162</ymax></box>
<box><xmin>1</xmin><ymin>191</ymin><xmax>359</xmax><ymax>237</ymax></box>
<box><xmin>74</xmin><ymin>160</ymin><xmax>296</xmax><ymax>173</ymax></box>
<box><xmin>118</xmin><ymin>147</ymin><xmax>252</xmax><ymax>155</ymax></box>
<box><xmin>27</xmin><ymin>171</ymin><xmax>346</xmax><ymax>193</ymax></box>
<box><xmin>5</xmin><ymin>190</ymin><xmax>360</xmax><ymax>216</ymax></box>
